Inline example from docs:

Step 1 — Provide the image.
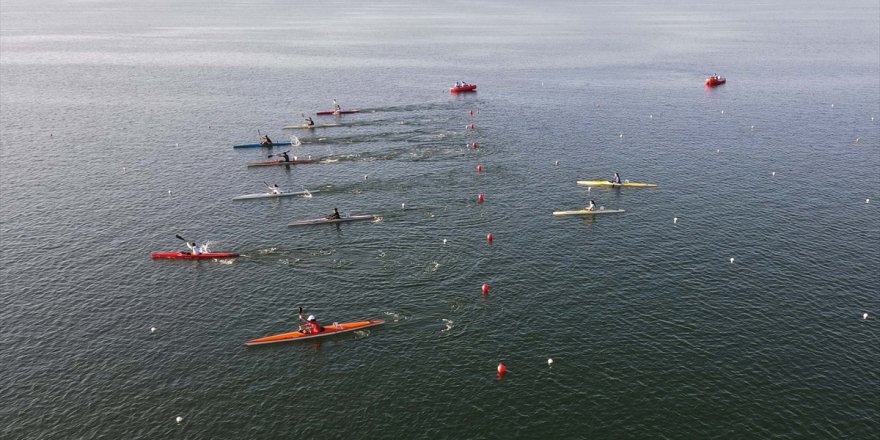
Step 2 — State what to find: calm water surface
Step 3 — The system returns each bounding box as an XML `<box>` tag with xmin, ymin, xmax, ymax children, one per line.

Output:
<box><xmin>1</xmin><ymin>0</ymin><xmax>878</xmax><ymax>438</ymax></box>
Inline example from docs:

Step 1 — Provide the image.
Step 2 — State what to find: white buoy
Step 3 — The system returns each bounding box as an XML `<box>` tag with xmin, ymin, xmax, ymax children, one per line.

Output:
<box><xmin>555</xmin><ymin>160</ymin><xmax>559</xmax><ymax>166</ymax></box>
<box><xmin>650</xmin><ymin>114</ymin><xmax>653</xmax><ymax>119</ymax></box>
<box><xmin>716</xmin><ymin>149</ymin><xmax>720</xmax><ymax>153</ymax></box>
<box><xmin>831</xmin><ymin>104</ymin><xmax>834</xmax><ymax>108</ymax></box>
<box><xmin>401</xmin><ymin>203</ymin><xmax>405</xmax><ymax>209</ymax></box>
<box><xmin>721</xmin><ymin>110</ymin><xmax>724</xmax><ymax>114</ymax></box>
<box><xmin>176</xmin><ymin>416</ymin><xmax>183</xmax><ymax>424</ymax></box>
<box><xmin>442</xmin><ymin>239</ymin><xmax>447</xmax><ymax>245</ymax></box>
<box><xmin>168</xmin><ymin>190</ymin><xmax>172</xmax><ymax>195</ymax></box>
<box><xmin>751</xmin><ymin>125</ymin><xmax>754</xmax><ymax>130</ymax></box>
<box><xmin>586</xmin><ymin>187</ymin><xmax>591</xmax><ymax>192</ymax></box>
<box><xmin>619</xmin><ymin>133</ymin><xmax>623</xmax><ymax>138</ymax></box>
<box><xmin>547</xmin><ymin>358</ymin><xmax>553</xmax><ymax>366</ymax></box>
<box><xmin>866</xmin><ymin>199</ymin><xmax>870</xmax><ymax>203</ymax></box>
<box><xmin>673</xmin><ymin>217</ymin><xmax>678</xmax><ymax>224</ymax></box>
<box><xmin>176</xmin><ymin>143</ymin><xmax>179</xmax><ymax>147</ymax></box>
<box><xmin>364</xmin><ymin>174</ymin><xmax>368</xmax><ymax>180</ymax></box>
<box><xmin>123</xmin><ymin>167</ymin><xmax>127</xmax><ymax>173</ymax></box>
<box><xmin>855</xmin><ymin>138</ymin><xmax>860</xmax><ymax>143</ymax></box>
<box><xmin>730</xmin><ymin>257</ymin><xmax>735</xmax><ymax>263</ymax></box>
<box><xmin>150</xmin><ymin>327</ymin><xmax>156</xmax><ymax>333</ymax></box>
<box><xmin>872</xmin><ymin>116</ymin><xmax>875</xmax><ymax>121</ymax></box>
<box><xmin>863</xmin><ymin>313</ymin><xmax>869</xmax><ymax>320</ymax></box>
<box><xmin>771</xmin><ymin>171</ymin><xmax>776</xmax><ymax>176</ymax></box>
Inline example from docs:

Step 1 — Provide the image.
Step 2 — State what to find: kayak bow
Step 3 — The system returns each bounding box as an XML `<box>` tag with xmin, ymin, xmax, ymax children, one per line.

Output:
<box><xmin>245</xmin><ymin>319</ymin><xmax>385</xmax><ymax>346</ymax></box>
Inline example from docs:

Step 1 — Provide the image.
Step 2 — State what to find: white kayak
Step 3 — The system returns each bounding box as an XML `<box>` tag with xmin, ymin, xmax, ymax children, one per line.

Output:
<box><xmin>232</xmin><ymin>190</ymin><xmax>317</xmax><ymax>201</ymax></box>
<box><xmin>287</xmin><ymin>214</ymin><xmax>378</xmax><ymax>226</ymax></box>
<box><xmin>553</xmin><ymin>208</ymin><xmax>626</xmax><ymax>216</ymax></box>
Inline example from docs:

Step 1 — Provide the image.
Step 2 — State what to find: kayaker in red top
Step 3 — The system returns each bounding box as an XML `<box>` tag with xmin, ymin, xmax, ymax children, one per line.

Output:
<box><xmin>298</xmin><ymin>309</ymin><xmax>324</xmax><ymax>334</ymax></box>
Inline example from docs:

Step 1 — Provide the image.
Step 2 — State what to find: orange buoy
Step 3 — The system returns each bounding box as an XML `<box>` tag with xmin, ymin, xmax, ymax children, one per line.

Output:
<box><xmin>481</xmin><ymin>283</ymin><xmax>489</xmax><ymax>295</ymax></box>
<box><xmin>477</xmin><ymin>193</ymin><xmax>484</xmax><ymax>202</ymax></box>
<box><xmin>476</xmin><ymin>164</ymin><xmax>483</xmax><ymax>172</ymax></box>
<box><xmin>486</xmin><ymin>232</ymin><xmax>493</xmax><ymax>242</ymax></box>
<box><xmin>497</xmin><ymin>362</ymin><xmax>506</xmax><ymax>375</ymax></box>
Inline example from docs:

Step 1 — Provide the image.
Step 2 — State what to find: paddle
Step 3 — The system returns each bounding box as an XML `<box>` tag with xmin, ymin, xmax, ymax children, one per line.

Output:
<box><xmin>175</xmin><ymin>234</ymin><xmax>188</xmax><ymax>242</ymax></box>
<box><xmin>267</xmin><ymin>150</ymin><xmax>291</xmax><ymax>158</ymax></box>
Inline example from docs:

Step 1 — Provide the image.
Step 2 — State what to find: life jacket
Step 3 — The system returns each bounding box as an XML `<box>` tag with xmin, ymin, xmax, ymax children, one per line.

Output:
<box><xmin>307</xmin><ymin>320</ymin><xmax>323</xmax><ymax>333</ymax></box>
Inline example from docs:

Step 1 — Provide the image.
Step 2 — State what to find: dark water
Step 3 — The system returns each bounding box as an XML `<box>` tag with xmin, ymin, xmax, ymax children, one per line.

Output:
<box><xmin>2</xmin><ymin>0</ymin><xmax>878</xmax><ymax>438</ymax></box>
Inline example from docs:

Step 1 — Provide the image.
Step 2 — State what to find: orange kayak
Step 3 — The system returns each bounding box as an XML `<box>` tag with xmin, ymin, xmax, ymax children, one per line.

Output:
<box><xmin>245</xmin><ymin>319</ymin><xmax>384</xmax><ymax>346</ymax></box>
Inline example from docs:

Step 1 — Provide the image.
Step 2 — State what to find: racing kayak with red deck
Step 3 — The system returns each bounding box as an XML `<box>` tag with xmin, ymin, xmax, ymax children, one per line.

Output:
<box><xmin>245</xmin><ymin>319</ymin><xmax>385</xmax><ymax>345</ymax></box>
<box><xmin>151</xmin><ymin>251</ymin><xmax>239</xmax><ymax>259</ymax></box>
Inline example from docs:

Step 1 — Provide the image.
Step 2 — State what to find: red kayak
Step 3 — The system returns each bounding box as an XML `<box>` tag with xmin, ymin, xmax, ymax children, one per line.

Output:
<box><xmin>316</xmin><ymin>109</ymin><xmax>359</xmax><ymax>115</ymax></box>
<box><xmin>706</xmin><ymin>75</ymin><xmax>726</xmax><ymax>86</ymax></box>
<box><xmin>245</xmin><ymin>319</ymin><xmax>385</xmax><ymax>346</ymax></box>
<box><xmin>151</xmin><ymin>251</ymin><xmax>239</xmax><ymax>259</ymax></box>
<box><xmin>450</xmin><ymin>84</ymin><xmax>477</xmax><ymax>93</ymax></box>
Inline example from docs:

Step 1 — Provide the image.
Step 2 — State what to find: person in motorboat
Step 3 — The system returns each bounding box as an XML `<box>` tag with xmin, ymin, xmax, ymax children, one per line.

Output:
<box><xmin>586</xmin><ymin>199</ymin><xmax>597</xmax><ymax>211</ymax></box>
<box><xmin>260</xmin><ymin>134</ymin><xmax>272</xmax><ymax>146</ymax></box>
<box><xmin>267</xmin><ymin>183</ymin><xmax>282</xmax><ymax>195</ymax></box>
<box><xmin>612</xmin><ymin>172</ymin><xmax>622</xmax><ymax>185</ymax></box>
<box><xmin>327</xmin><ymin>207</ymin><xmax>341</xmax><ymax>220</ymax></box>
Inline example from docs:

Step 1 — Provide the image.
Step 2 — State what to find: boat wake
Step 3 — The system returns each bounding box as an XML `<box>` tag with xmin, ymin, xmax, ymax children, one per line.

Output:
<box><xmin>440</xmin><ymin>318</ymin><xmax>454</xmax><ymax>332</ymax></box>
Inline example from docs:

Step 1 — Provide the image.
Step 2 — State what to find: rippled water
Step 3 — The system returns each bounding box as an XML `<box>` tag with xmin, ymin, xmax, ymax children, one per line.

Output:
<box><xmin>2</xmin><ymin>0</ymin><xmax>878</xmax><ymax>438</ymax></box>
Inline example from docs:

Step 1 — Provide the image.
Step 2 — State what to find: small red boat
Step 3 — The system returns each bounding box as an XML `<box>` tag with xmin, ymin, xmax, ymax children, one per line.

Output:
<box><xmin>450</xmin><ymin>83</ymin><xmax>477</xmax><ymax>93</ymax></box>
<box><xmin>151</xmin><ymin>251</ymin><xmax>239</xmax><ymax>259</ymax></box>
<box><xmin>706</xmin><ymin>75</ymin><xmax>726</xmax><ymax>87</ymax></box>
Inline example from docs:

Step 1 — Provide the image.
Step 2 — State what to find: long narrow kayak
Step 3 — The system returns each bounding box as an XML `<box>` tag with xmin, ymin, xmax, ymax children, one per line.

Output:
<box><xmin>247</xmin><ymin>158</ymin><xmax>321</xmax><ymax>167</ymax></box>
<box><xmin>233</xmin><ymin>190</ymin><xmax>317</xmax><ymax>201</ymax></box>
<box><xmin>288</xmin><ymin>214</ymin><xmax>377</xmax><ymax>227</ymax></box>
<box><xmin>316</xmin><ymin>109</ymin><xmax>359</xmax><ymax>115</ymax></box>
<box><xmin>233</xmin><ymin>141</ymin><xmax>293</xmax><ymax>149</ymax></box>
<box><xmin>576</xmin><ymin>180</ymin><xmax>657</xmax><ymax>187</ymax></box>
<box><xmin>245</xmin><ymin>319</ymin><xmax>385</xmax><ymax>346</ymax></box>
<box><xmin>553</xmin><ymin>209</ymin><xmax>626</xmax><ymax>216</ymax></box>
<box><xmin>151</xmin><ymin>251</ymin><xmax>239</xmax><ymax>259</ymax></box>
<box><xmin>283</xmin><ymin>123</ymin><xmax>342</xmax><ymax>130</ymax></box>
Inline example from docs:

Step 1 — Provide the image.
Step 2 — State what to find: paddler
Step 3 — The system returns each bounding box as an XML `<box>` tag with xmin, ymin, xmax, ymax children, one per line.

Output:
<box><xmin>327</xmin><ymin>207</ymin><xmax>341</xmax><ymax>220</ymax></box>
<box><xmin>298</xmin><ymin>310</ymin><xmax>324</xmax><ymax>334</ymax></box>
<box><xmin>586</xmin><ymin>199</ymin><xmax>597</xmax><ymax>211</ymax></box>
<box><xmin>267</xmin><ymin>183</ymin><xmax>282</xmax><ymax>195</ymax></box>
<box><xmin>612</xmin><ymin>172</ymin><xmax>622</xmax><ymax>185</ymax></box>
<box><xmin>260</xmin><ymin>134</ymin><xmax>272</xmax><ymax>146</ymax></box>
<box><xmin>279</xmin><ymin>151</ymin><xmax>291</xmax><ymax>163</ymax></box>
<box><xmin>186</xmin><ymin>241</ymin><xmax>205</xmax><ymax>256</ymax></box>
<box><xmin>304</xmin><ymin>116</ymin><xmax>315</xmax><ymax>127</ymax></box>
<box><xmin>333</xmin><ymin>99</ymin><xmax>341</xmax><ymax>113</ymax></box>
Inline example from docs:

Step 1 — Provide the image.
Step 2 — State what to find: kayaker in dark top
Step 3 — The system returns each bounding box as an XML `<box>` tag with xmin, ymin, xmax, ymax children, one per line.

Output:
<box><xmin>333</xmin><ymin>99</ymin><xmax>341</xmax><ymax>112</ymax></box>
<box><xmin>612</xmin><ymin>172</ymin><xmax>621</xmax><ymax>184</ymax></box>
<box><xmin>280</xmin><ymin>151</ymin><xmax>291</xmax><ymax>162</ymax></box>
<box><xmin>305</xmin><ymin>116</ymin><xmax>314</xmax><ymax>127</ymax></box>
<box><xmin>260</xmin><ymin>134</ymin><xmax>272</xmax><ymax>146</ymax></box>
<box><xmin>327</xmin><ymin>207</ymin><xmax>341</xmax><ymax>220</ymax></box>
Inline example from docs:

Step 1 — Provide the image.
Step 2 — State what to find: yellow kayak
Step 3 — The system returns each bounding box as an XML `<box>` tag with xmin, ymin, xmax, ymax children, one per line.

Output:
<box><xmin>553</xmin><ymin>209</ymin><xmax>625</xmax><ymax>216</ymax></box>
<box><xmin>576</xmin><ymin>180</ymin><xmax>657</xmax><ymax>187</ymax></box>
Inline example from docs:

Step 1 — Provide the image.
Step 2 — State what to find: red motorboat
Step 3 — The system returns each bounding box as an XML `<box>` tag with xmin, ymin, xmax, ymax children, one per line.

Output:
<box><xmin>450</xmin><ymin>83</ymin><xmax>477</xmax><ymax>93</ymax></box>
<box><xmin>706</xmin><ymin>75</ymin><xmax>726</xmax><ymax>87</ymax></box>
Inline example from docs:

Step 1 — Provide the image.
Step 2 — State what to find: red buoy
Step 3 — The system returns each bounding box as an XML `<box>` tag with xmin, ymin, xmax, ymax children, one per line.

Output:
<box><xmin>477</xmin><ymin>193</ymin><xmax>484</xmax><ymax>202</ymax></box>
<box><xmin>497</xmin><ymin>362</ymin><xmax>506</xmax><ymax>375</ymax></box>
<box><xmin>486</xmin><ymin>232</ymin><xmax>493</xmax><ymax>242</ymax></box>
<box><xmin>469</xmin><ymin>123</ymin><xmax>475</xmax><ymax>130</ymax></box>
<box><xmin>481</xmin><ymin>283</ymin><xmax>489</xmax><ymax>295</ymax></box>
<box><xmin>471</xmin><ymin>142</ymin><xmax>478</xmax><ymax>149</ymax></box>
<box><xmin>476</xmin><ymin>164</ymin><xmax>483</xmax><ymax>172</ymax></box>
<box><xmin>469</xmin><ymin>110</ymin><xmax>474</xmax><ymax>116</ymax></box>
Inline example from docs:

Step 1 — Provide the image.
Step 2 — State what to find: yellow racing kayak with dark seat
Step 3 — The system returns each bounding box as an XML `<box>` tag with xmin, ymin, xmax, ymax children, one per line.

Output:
<box><xmin>576</xmin><ymin>180</ymin><xmax>657</xmax><ymax>187</ymax></box>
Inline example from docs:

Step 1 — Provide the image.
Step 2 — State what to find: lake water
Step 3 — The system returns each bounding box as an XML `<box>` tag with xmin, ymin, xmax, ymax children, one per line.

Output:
<box><xmin>1</xmin><ymin>0</ymin><xmax>878</xmax><ymax>438</ymax></box>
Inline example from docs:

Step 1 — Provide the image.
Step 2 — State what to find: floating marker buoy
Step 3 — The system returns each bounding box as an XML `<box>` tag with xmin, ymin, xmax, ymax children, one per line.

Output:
<box><xmin>863</xmin><ymin>313</ymin><xmax>869</xmax><ymax>320</ymax></box>
<box><xmin>721</xmin><ymin>110</ymin><xmax>724</xmax><ymax>114</ymax></box>
<box><xmin>486</xmin><ymin>232</ymin><xmax>493</xmax><ymax>242</ymax></box>
<box><xmin>673</xmin><ymin>217</ymin><xmax>678</xmax><ymax>224</ymax></box>
<box><xmin>476</xmin><ymin>164</ymin><xmax>483</xmax><ymax>172</ymax></box>
<box><xmin>123</xmin><ymin>167</ymin><xmax>127</xmax><ymax>173</ymax></box>
<box><xmin>547</xmin><ymin>358</ymin><xmax>553</xmax><ymax>366</ymax></box>
<box><xmin>730</xmin><ymin>257</ymin><xmax>735</xmax><ymax>263</ymax></box>
<box><xmin>168</xmin><ymin>190</ymin><xmax>172</xmax><ymax>195</ymax></box>
<box><xmin>477</xmin><ymin>193</ymin><xmax>484</xmax><ymax>203</ymax></box>
<box><xmin>751</xmin><ymin>125</ymin><xmax>755</xmax><ymax>130</ymax></box>
<box><xmin>831</xmin><ymin>104</ymin><xmax>834</xmax><ymax>108</ymax></box>
<box><xmin>443</xmin><ymin>239</ymin><xmax>447</xmax><ymax>245</ymax></box>
<box><xmin>481</xmin><ymin>283</ymin><xmax>489</xmax><ymax>295</ymax></box>
<box><xmin>176</xmin><ymin>143</ymin><xmax>179</xmax><ymax>147</ymax></box>
<box><xmin>469</xmin><ymin>110</ymin><xmax>474</xmax><ymax>116</ymax></box>
<box><xmin>555</xmin><ymin>160</ymin><xmax>559</xmax><ymax>166</ymax></box>
<box><xmin>469</xmin><ymin>123</ymin><xmax>475</xmax><ymax>129</ymax></box>
<box><xmin>401</xmin><ymin>203</ymin><xmax>406</xmax><ymax>209</ymax></box>
<box><xmin>176</xmin><ymin>417</ymin><xmax>183</xmax><ymax>424</ymax></box>
<box><xmin>855</xmin><ymin>138</ymin><xmax>860</xmax><ymax>143</ymax></box>
<box><xmin>866</xmin><ymin>199</ymin><xmax>870</xmax><ymax>203</ymax></box>
<box><xmin>471</xmin><ymin>142</ymin><xmax>478</xmax><ymax>149</ymax></box>
<box><xmin>619</xmin><ymin>133</ymin><xmax>623</xmax><ymax>138</ymax></box>
<box><xmin>497</xmin><ymin>362</ymin><xmax>506</xmax><ymax>375</ymax></box>
<box><xmin>716</xmin><ymin>149</ymin><xmax>720</xmax><ymax>153</ymax></box>
<box><xmin>586</xmin><ymin>187</ymin><xmax>591</xmax><ymax>192</ymax></box>
<box><xmin>649</xmin><ymin>114</ymin><xmax>653</xmax><ymax>119</ymax></box>
<box><xmin>150</xmin><ymin>327</ymin><xmax>156</xmax><ymax>333</ymax></box>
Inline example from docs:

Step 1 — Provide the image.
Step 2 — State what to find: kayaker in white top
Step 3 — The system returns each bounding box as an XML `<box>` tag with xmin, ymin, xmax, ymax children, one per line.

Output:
<box><xmin>186</xmin><ymin>241</ymin><xmax>205</xmax><ymax>255</ymax></box>
<box><xmin>586</xmin><ymin>199</ymin><xmax>597</xmax><ymax>211</ymax></box>
<box><xmin>267</xmin><ymin>183</ymin><xmax>282</xmax><ymax>195</ymax></box>
<box><xmin>612</xmin><ymin>172</ymin><xmax>622</xmax><ymax>185</ymax></box>
<box><xmin>333</xmin><ymin>99</ymin><xmax>341</xmax><ymax>113</ymax></box>
<box><xmin>260</xmin><ymin>134</ymin><xmax>272</xmax><ymax>146</ymax></box>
